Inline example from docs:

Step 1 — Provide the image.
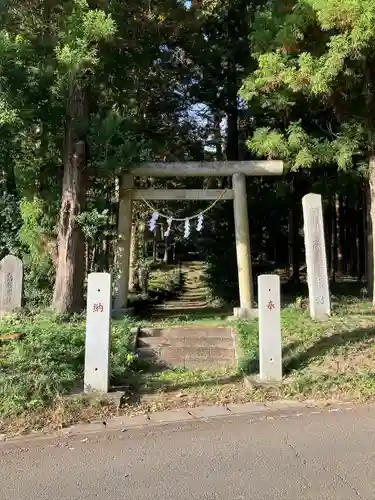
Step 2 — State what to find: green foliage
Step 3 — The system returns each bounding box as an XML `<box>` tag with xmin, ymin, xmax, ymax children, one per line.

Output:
<box><xmin>235</xmin><ymin>320</ymin><xmax>259</xmax><ymax>373</ymax></box>
<box><xmin>240</xmin><ymin>0</ymin><xmax>375</xmax><ymax>169</ymax></box>
<box><xmin>75</xmin><ymin>208</ymin><xmax>111</xmax><ymax>241</ymax></box>
<box><xmin>0</xmin><ymin>192</ymin><xmax>22</xmax><ymax>259</ymax></box>
<box><xmin>18</xmin><ymin>199</ymin><xmax>55</xmax><ymax>305</ymax></box>
<box><xmin>55</xmin><ymin>3</ymin><xmax>116</xmax><ymax>75</ymax></box>
<box><xmin>0</xmin><ymin>312</ymin><xmax>136</xmax><ymax>418</ymax></box>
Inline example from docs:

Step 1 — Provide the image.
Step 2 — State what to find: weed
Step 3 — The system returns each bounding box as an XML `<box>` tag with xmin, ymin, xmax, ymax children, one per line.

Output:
<box><xmin>0</xmin><ymin>312</ymin><xmax>136</xmax><ymax>419</ymax></box>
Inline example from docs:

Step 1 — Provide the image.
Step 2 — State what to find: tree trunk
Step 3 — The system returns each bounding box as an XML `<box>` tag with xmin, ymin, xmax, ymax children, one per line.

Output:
<box><xmin>288</xmin><ymin>205</ymin><xmax>300</xmax><ymax>283</ymax></box>
<box><xmin>152</xmin><ymin>232</ymin><xmax>157</xmax><ymax>263</ymax></box>
<box><xmin>348</xmin><ymin>196</ymin><xmax>358</xmax><ymax>276</ymax></box>
<box><xmin>335</xmin><ymin>194</ymin><xmax>344</xmax><ymax>274</ymax></box>
<box><xmin>325</xmin><ymin>194</ymin><xmax>332</xmax><ymax>279</ymax></box>
<box><xmin>52</xmin><ymin>86</ymin><xmax>89</xmax><ymax>314</ymax></box>
<box><xmin>163</xmin><ymin>236</ymin><xmax>169</xmax><ymax>264</ymax></box>
<box><xmin>331</xmin><ymin>196</ymin><xmax>337</xmax><ymax>283</ymax></box>
<box><xmin>358</xmin><ymin>183</ymin><xmax>365</xmax><ymax>281</ymax></box>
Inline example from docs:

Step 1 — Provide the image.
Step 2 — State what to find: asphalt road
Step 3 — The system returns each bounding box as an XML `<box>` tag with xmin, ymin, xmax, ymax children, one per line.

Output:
<box><xmin>1</xmin><ymin>405</ymin><xmax>375</xmax><ymax>499</ymax></box>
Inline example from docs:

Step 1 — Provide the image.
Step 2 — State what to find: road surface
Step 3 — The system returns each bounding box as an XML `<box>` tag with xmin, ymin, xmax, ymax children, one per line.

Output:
<box><xmin>1</xmin><ymin>405</ymin><xmax>375</xmax><ymax>499</ymax></box>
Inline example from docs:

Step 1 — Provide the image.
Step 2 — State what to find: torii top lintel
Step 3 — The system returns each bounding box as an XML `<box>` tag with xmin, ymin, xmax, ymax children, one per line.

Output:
<box><xmin>128</xmin><ymin>160</ymin><xmax>283</xmax><ymax>177</ymax></box>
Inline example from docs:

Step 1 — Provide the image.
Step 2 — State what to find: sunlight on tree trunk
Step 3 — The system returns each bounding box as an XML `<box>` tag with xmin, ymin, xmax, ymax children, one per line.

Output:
<box><xmin>52</xmin><ymin>86</ymin><xmax>88</xmax><ymax>314</ymax></box>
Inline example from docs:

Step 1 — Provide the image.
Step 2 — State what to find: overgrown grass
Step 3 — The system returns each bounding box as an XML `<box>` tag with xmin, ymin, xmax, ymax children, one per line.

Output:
<box><xmin>236</xmin><ymin>298</ymin><xmax>375</xmax><ymax>400</ymax></box>
<box><xmin>4</xmin><ymin>294</ymin><xmax>375</xmax><ymax>437</ymax></box>
<box><xmin>0</xmin><ymin>311</ymin><xmax>137</xmax><ymax>420</ymax></box>
<box><xmin>148</xmin><ymin>265</ymin><xmax>182</xmax><ymax>293</ymax></box>
<box><xmin>128</xmin><ymin>265</ymin><xmax>183</xmax><ymax>312</ymax></box>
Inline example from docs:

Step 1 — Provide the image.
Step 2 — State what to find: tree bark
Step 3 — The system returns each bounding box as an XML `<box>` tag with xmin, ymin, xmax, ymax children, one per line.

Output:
<box><xmin>358</xmin><ymin>183</ymin><xmax>365</xmax><ymax>281</ymax></box>
<box><xmin>288</xmin><ymin>204</ymin><xmax>300</xmax><ymax>283</ymax></box>
<box><xmin>331</xmin><ymin>195</ymin><xmax>337</xmax><ymax>283</ymax></box>
<box><xmin>336</xmin><ymin>194</ymin><xmax>344</xmax><ymax>274</ymax></box>
<box><xmin>52</xmin><ymin>85</ymin><xmax>89</xmax><ymax>314</ymax></box>
<box><xmin>348</xmin><ymin>195</ymin><xmax>357</xmax><ymax>276</ymax></box>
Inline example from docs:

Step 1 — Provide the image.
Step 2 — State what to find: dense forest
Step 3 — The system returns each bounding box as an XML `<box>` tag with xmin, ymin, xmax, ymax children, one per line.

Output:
<box><xmin>1</xmin><ymin>0</ymin><xmax>374</xmax><ymax>313</ymax></box>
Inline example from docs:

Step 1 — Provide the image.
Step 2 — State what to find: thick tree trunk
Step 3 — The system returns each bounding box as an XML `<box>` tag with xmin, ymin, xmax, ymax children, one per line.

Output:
<box><xmin>348</xmin><ymin>196</ymin><xmax>358</xmax><ymax>276</ymax></box>
<box><xmin>163</xmin><ymin>243</ymin><xmax>169</xmax><ymax>264</ymax></box>
<box><xmin>52</xmin><ymin>86</ymin><xmax>89</xmax><ymax>314</ymax></box>
<box><xmin>358</xmin><ymin>184</ymin><xmax>365</xmax><ymax>281</ymax></box>
<box><xmin>152</xmin><ymin>232</ymin><xmax>157</xmax><ymax>263</ymax></box>
<box><xmin>331</xmin><ymin>196</ymin><xmax>337</xmax><ymax>283</ymax></box>
<box><xmin>288</xmin><ymin>205</ymin><xmax>300</xmax><ymax>283</ymax></box>
<box><xmin>325</xmin><ymin>194</ymin><xmax>333</xmax><ymax>279</ymax></box>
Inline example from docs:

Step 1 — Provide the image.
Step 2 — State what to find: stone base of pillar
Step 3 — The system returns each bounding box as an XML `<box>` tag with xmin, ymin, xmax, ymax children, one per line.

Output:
<box><xmin>244</xmin><ymin>375</ymin><xmax>283</xmax><ymax>389</ymax></box>
<box><xmin>228</xmin><ymin>307</ymin><xmax>259</xmax><ymax>320</ymax></box>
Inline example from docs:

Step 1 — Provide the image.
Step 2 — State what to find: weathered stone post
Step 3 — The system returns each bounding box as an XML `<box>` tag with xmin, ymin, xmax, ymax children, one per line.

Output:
<box><xmin>232</xmin><ymin>173</ymin><xmax>254</xmax><ymax>315</ymax></box>
<box><xmin>258</xmin><ymin>274</ymin><xmax>282</xmax><ymax>382</ymax></box>
<box><xmin>0</xmin><ymin>255</ymin><xmax>23</xmax><ymax>315</ymax></box>
<box><xmin>114</xmin><ymin>173</ymin><xmax>133</xmax><ymax>311</ymax></box>
<box><xmin>84</xmin><ymin>272</ymin><xmax>111</xmax><ymax>393</ymax></box>
<box><xmin>302</xmin><ymin>193</ymin><xmax>331</xmax><ymax>319</ymax></box>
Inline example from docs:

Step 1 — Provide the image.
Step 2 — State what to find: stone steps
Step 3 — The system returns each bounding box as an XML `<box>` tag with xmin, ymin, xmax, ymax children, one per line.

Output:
<box><xmin>138</xmin><ymin>336</ymin><xmax>234</xmax><ymax>349</ymax></box>
<box><xmin>149</xmin><ymin>308</ymin><xmax>229</xmax><ymax>319</ymax></box>
<box><xmin>139</xmin><ymin>358</ymin><xmax>233</xmax><ymax>370</ymax></box>
<box><xmin>178</xmin><ymin>293</ymin><xmax>207</xmax><ymax>299</ymax></box>
<box><xmin>139</xmin><ymin>326</ymin><xmax>232</xmax><ymax>338</ymax></box>
<box><xmin>153</xmin><ymin>302</ymin><xmax>208</xmax><ymax>310</ymax></box>
<box><xmin>136</xmin><ymin>325</ymin><xmax>236</xmax><ymax>370</ymax></box>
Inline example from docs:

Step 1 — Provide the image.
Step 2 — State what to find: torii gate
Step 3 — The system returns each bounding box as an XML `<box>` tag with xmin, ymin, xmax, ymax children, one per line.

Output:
<box><xmin>115</xmin><ymin>160</ymin><xmax>283</xmax><ymax>318</ymax></box>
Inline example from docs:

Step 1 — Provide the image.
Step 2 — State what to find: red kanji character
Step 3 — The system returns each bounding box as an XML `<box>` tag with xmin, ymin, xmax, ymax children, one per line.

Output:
<box><xmin>267</xmin><ymin>300</ymin><xmax>275</xmax><ymax>311</ymax></box>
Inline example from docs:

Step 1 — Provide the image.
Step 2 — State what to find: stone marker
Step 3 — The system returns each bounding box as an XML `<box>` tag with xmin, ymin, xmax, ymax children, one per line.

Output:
<box><xmin>302</xmin><ymin>193</ymin><xmax>331</xmax><ymax>320</ymax></box>
<box><xmin>0</xmin><ymin>255</ymin><xmax>23</xmax><ymax>314</ymax></box>
<box><xmin>258</xmin><ymin>274</ymin><xmax>282</xmax><ymax>382</ymax></box>
<box><xmin>84</xmin><ymin>272</ymin><xmax>112</xmax><ymax>393</ymax></box>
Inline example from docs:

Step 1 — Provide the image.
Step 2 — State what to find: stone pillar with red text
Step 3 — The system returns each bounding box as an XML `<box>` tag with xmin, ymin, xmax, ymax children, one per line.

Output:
<box><xmin>258</xmin><ymin>274</ymin><xmax>282</xmax><ymax>382</ymax></box>
<box><xmin>84</xmin><ymin>272</ymin><xmax>111</xmax><ymax>393</ymax></box>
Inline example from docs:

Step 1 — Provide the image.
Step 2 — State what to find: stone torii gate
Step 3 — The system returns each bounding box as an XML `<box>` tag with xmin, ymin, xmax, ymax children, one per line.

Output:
<box><xmin>115</xmin><ymin>160</ymin><xmax>283</xmax><ymax>318</ymax></box>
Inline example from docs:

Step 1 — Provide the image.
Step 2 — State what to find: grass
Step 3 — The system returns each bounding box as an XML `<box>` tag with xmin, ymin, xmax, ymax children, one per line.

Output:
<box><xmin>3</xmin><ymin>278</ymin><xmax>375</xmax><ymax>438</ymax></box>
<box><xmin>0</xmin><ymin>310</ymin><xmax>137</xmax><ymax>424</ymax></box>
<box><xmin>236</xmin><ymin>297</ymin><xmax>375</xmax><ymax>400</ymax></box>
<box><xmin>148</xmin><ymin>265</ymin><xmax>182</xmax><ymax>293</ymax></box>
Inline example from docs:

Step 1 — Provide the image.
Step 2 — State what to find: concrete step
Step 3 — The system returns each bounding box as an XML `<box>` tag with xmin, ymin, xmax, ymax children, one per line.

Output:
<box><xmin>138</xmin><ymin>326</ymin><xmax>232</xmax><ymax>338</ymax></box>
<box><xmin>140</xmin><ymin>357</ymin><xmax>234</xmax><ymax>370</ymax></box>
<box><xmin>138</xmin><ymin>336</ymin><xmax>234</xmax><ymax>350</ymax></box>
<box><xmin>178</xmin><ymin>293</ymin><xmax>207</xmax><ymax>299</ymax></box>
<box><xmin>153</xmin><ymin>302</ymin><xmax>208</xmax><ymax>309</ymax></box>
<box><xmin>149</xmin><ymin>309</ymin><xmax>230</xmax><ymax>319</ymax></box>
<box><xmin>137</xmin><ymin>346</ymin><xmax>235</xmax><ymax>362</ymax></box>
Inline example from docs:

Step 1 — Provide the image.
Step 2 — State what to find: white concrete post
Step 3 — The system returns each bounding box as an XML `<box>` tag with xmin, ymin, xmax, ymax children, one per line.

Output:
<box><xmin>84</xmin><ymin>272</ymin><xmax>111</xmax><ymax>393</ymax></box>
<box><xmin>114</xmin><ymin>174</ymin><xmax>134</xmax><ymax>311</ymax></box>
<box><xmin>232</xmin><ymin>173</ymin><xmax>254</xmax><ymax>315</ymax></box>
<box><xmin>302</xmin><ymin>193</ymin><xmax>331</xmax><ymax>320</ymax></box>
<box><xmin>258</xmin><ymin>274</ymin><xmax>282</xmax><ymax>382</ymax></box>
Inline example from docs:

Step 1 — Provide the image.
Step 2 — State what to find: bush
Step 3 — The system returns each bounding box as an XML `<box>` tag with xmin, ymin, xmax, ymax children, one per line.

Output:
<box><xmin>19</xmin><ymin>199</ymin><xmax>56</xmax><ymax>306</ymax></box>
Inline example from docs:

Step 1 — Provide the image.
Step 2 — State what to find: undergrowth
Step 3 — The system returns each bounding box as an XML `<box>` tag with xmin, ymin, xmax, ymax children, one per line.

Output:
<box><xmin>236</xmin><ymin>299</ymin><xmax>375</xmax><ymax>397</ymax></box>
<box><xmin>0</xmin><ymin>311</ymin><xmax>137</xmax><ymax>419</ymax></box>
